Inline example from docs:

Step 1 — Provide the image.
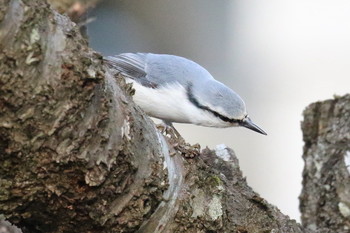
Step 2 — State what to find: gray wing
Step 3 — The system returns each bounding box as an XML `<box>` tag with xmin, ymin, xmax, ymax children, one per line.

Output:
<box><xmin>104</xmin><ymin>53</ymin><xmax>159</xmax><ymax>88</ymax></box>
<box><xmin>104</xmin><ymin>53</ymin><xmax>215</xmax><ymax>88</ymax></box>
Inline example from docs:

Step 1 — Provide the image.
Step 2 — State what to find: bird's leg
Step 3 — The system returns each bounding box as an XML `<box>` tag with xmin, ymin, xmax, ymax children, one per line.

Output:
<box><xmin>164</xmin><ymin>121</ymin><xmax>182</xmax><ymax>138</ymax></box>
<box><xmin>156</xmin><ymin>121</ymin><xmax>183</xmax><ymax>140</ymax></box>
<box><xmin>156</xmin><ymin>121</ymin><xmax>181</xmax><ymax>156</ymax></box>
<box><xmin>156</xmin><ymin>121</ymin><xmax>200</xmax><ymax>158</ymax></box>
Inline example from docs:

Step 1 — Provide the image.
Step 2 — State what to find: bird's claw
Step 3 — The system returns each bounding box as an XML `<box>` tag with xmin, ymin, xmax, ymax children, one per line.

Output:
<box><xmin>156</xmin><ymin>122</ymin><xmax>184</xmax><ymax>141</ymax></box>
<box><xmin>156</xmin><ymin>122</ymin><xmax>200</xmax><ymax>158</ymax></box>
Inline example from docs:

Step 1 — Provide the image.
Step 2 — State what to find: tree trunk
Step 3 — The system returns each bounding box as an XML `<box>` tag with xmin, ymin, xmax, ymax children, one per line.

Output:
<box><xmin>300</xmin><ymin>94</ymin><xmax>350</xmax><ymax>233</ymax></box>
<box><xmin>0</xmin><ymin>0</ymin><xmax>347</xmax><ymax>232</ymax></box>
<box><xmin>0</xmin><ymin>0</ymin><xmax>167</xmax><ymax>232</ymax></box>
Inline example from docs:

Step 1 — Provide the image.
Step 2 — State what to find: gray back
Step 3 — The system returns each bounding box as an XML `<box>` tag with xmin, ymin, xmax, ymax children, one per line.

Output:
<box><xmin>104</xmin><ymin>53</ymin><xmax>246</xmax><ymax>119</ymax></box>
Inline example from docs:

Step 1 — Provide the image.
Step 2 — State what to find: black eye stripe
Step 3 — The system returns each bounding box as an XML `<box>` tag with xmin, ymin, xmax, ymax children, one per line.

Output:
<box><xmin>186</xmin><ymin>84</ymin><xmax>243</xmax><ymax>124</ymax></box>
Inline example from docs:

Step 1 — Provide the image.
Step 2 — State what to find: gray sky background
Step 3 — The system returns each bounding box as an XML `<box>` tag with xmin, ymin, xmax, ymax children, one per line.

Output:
<box><xmin>88</xmin><ymin>0</ymin><xmax>350</xmax><ymax>221</ymax></box>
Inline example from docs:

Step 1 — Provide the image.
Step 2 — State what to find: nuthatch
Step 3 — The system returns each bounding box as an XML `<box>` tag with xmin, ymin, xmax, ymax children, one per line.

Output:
<box><xmin>105</xmin><ymin>53</ymin><xmax>267</xmax><ymax>135</ymax></box>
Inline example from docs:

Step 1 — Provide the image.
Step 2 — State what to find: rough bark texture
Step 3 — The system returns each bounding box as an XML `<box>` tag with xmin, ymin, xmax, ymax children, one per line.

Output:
<box><xmin>0</xmin><ymin>0</ymin><xmax>345</xmax><ymax>233</ymax></box>
<box><xmin>300</xmin><ymin>94</ymin><xmax>350</xmax><ymax>233</ymax></box>
<box><xmin>0</xmin><ymin>0</ymin><xmax>166</xmax><ymax>232</ymax></box>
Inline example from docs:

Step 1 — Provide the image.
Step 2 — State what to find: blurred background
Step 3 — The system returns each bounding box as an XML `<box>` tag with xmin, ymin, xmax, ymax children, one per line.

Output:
<box><xmin>87</xmin><ymin>0</ymin><xmax>350</xmax><ymax>221</ymax></box>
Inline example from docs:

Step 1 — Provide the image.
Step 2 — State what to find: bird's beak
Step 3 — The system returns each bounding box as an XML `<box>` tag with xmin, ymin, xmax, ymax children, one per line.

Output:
<box><xmin>240</xmin><ymin>117</ymin><xmax>267</xmax><ymax>135</ymax></box>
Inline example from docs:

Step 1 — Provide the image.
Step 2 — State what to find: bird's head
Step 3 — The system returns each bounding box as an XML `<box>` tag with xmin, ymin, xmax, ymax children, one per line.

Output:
<box><xmin>188</xmin><ymin>80</ymin><xmax>267</xmax><ymax>135</ymax></box>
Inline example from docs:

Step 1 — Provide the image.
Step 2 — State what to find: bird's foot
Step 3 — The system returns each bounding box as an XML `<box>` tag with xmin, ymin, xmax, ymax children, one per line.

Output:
<box><xmin>157</xmin><ymin>122</ymin><xmax>201</xmax><ymax>158</ymax></box>
<box><xmin>156</xmin><ymin>122</ymin><xmax>200</xmax><ymax>158</ymax></box>
<box><xmin>156</xmin><ymin>121</ymin><xmax>184</xmax><ymax>142</ymax></box>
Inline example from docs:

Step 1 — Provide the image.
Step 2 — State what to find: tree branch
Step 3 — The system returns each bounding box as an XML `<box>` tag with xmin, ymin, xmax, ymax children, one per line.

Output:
<box><xmin>300</xmin><ymin>94</ymin><xmax>350</xmax><ymax>232</ymax></box>
<box><xmin>1</xmin><ymin>0</ymin><xmax>166</xmax><ymax>232</ymax></box>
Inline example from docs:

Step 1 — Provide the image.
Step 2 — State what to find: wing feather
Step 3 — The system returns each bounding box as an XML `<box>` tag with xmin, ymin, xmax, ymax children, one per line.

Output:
<box><xmin>104</xmin><ymin>53</ymin><xmax>160</xmax><ymax>88</ymax></box>
<box><xmin>104</xmin><ymin>53</ymin><xmax>147</xmax><ymax>79</ymax></box>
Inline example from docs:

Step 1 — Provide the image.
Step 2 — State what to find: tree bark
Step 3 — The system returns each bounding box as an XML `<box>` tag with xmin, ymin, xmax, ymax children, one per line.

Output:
<box><xmin>1</xmin><ymin>0</ymin><xmax>167</xmax><ymax>232</ymax></box>
<box><xmin>0</xmin><ymin>0</ymin><xmax>345</xmax><ymax>232</ymax></box>
<box><xmin>300</xmin><ymin>94</ymin><xmax>350</xmax><ymax>233</ymax></box>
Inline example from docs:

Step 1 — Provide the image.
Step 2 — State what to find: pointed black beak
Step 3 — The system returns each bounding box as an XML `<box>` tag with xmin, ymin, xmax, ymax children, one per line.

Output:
<box><xmin>240</xmin><ymin>117</ymin><xmax>267</xmax><ymax>135</ymax></box>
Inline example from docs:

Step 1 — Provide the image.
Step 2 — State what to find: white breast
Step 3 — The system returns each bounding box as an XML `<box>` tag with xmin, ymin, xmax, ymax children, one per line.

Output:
<box><xmin>126</xmin><ymin>78</ymin><xmax>232</xmax><ymax>128</ymax></box>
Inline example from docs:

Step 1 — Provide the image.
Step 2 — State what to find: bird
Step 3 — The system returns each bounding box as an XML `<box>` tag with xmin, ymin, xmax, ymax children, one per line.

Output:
<box><xmin>104</xmin><ymin>53</ymin><xmax>267</xmax><ymax>136</ymax></box>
